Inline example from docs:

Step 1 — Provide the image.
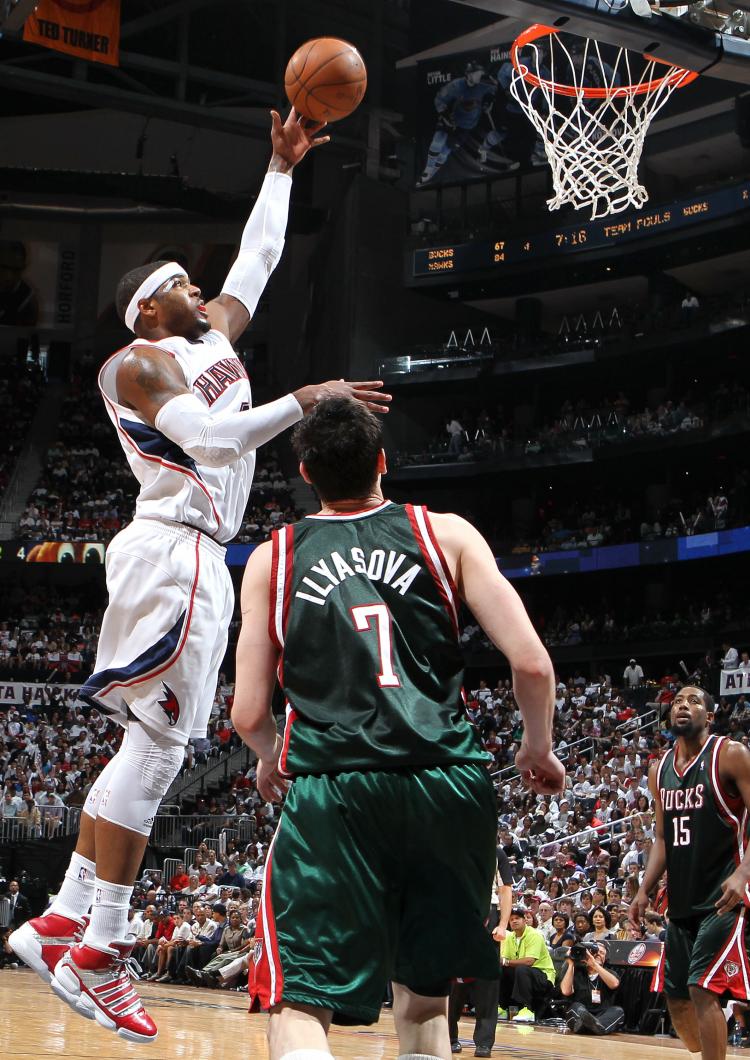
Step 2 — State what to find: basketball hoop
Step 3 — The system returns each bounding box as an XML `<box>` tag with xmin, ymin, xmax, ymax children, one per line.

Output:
<box><xmin>510</xmin><ymin>24</ymin><xmax>699</xmax><ymax>218</ymax></box>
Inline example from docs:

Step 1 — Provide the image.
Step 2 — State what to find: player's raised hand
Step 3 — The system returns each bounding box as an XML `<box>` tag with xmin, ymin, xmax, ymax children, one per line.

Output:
<box><xmin>515</xmin><ymin>741</ymin><xmax>565</xmax><ymax>796</ymax></box>
<box><xmin>270</xmin><ymin>107</ymin><xmax>330</xmax><ymax>169</ymax></box>
<box><xmin>294</xmin><ymin>379</ymin><xmax>392</xmax><ymax>415</ymax></box>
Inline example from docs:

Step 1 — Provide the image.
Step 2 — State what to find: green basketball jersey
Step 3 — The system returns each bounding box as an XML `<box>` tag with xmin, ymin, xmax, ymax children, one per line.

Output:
<box><xmin>268</xmin><ymin>500</ymin><xmax>488</xmax><ymax>776</ymax></box>
<box><xmin>657</xmin><ymin>734</ymin><xmax>750</xmax><ymax>919</ymax></box>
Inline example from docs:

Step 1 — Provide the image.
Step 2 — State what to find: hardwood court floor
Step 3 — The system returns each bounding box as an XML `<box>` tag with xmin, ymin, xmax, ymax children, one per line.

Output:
<box><xmin>0</xmin><ymin>968</ymin><xmax>736</xmax><ymax>1060</ymax></box>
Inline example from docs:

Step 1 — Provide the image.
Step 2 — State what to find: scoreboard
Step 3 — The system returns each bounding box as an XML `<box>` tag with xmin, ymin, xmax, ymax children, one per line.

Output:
<box><xmin>412</xmin><ymin>180</ymin><xmax>750</xmax><ymax>279</ymax></box>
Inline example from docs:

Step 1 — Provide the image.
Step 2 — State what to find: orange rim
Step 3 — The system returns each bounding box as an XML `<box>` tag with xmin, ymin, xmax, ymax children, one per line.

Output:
<box><xmin>510</xmin><ymin>23</ymin><xmax>699</xmax><ymax>99</ymax></box>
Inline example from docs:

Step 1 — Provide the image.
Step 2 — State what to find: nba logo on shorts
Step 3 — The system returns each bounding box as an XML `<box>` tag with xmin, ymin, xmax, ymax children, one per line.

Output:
<box><xmin>253</xmin><ymin>939</ymin><xmax>263</xmax><ymax>964</ymax></box>
<box><xmin>724</xmin><ymin>960</ymin><xmax>740</xmax><ymax>979</ymax></box>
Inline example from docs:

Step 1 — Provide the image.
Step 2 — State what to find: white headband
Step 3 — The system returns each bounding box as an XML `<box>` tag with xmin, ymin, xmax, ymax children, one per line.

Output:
<box><xmin>124</xmin><ymin>261</ymin><xmax>188</xmax><ymax>333</ymax></box>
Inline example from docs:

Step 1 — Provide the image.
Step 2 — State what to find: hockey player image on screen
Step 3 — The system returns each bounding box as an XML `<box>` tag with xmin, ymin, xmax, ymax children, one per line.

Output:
<box><xmin>418</xmin><ymin>59</ymin><xmax>519</xmax><ymax>186</ymax></box>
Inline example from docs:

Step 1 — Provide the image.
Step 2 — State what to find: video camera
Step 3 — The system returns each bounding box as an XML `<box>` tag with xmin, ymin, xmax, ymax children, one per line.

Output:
<box><xmin>568</xmin><ymin>941</ymin><xmax>600</xmax><ymax>965</ymax></box>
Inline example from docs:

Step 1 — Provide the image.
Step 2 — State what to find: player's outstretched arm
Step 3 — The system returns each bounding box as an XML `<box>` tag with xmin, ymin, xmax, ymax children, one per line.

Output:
<box><xmin>631</xmin><ymin>761</ymin><xmax>666</xmax><ymax>925</ymax></box>
<box><xmin>430</xmin><ymin>512</ymin><xmax>564</xmax><ymax>795</ymax></box>
<box><xmin>117</xmin><ymin>346</ymin><xmax>390</xmax><ymax>468</ymax></box>
<box><xmin>207</xmin><ymin>108</ymin><xmax>330</xmax><ymax>344</ymax></box>
<box><xmin>715</xmin><ymin>740</ymin><xmax>750</xmax><ymax>913</ymax></box>
<box><xmin>232</xmin><ymin>542</ymin><xmax>288</xmax><ymax>802</ymax></box>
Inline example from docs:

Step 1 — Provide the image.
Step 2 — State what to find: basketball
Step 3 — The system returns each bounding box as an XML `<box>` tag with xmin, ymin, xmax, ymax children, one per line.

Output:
<box><xmin>284</xmin><ymin>37</ymin><xmax>367</xmax><ymax>123</ymax></box>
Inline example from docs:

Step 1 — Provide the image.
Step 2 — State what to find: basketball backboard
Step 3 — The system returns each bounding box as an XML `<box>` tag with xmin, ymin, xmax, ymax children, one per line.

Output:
<box><xmin>450</xmin><ymin>0</ymin><xmax>750</xmax><ymax>83</ymax></box>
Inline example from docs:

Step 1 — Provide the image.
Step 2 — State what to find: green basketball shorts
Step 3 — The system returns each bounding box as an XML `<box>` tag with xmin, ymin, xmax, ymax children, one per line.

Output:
<box><xmin>656</xmin><ymin>907</ymin><xmax>750</xmax><ymax>1000</ymax></box>
<box><xmin>249</xmin><ymin>761</ymin><xmax>499</xmax><ymax>1025</ymax></box>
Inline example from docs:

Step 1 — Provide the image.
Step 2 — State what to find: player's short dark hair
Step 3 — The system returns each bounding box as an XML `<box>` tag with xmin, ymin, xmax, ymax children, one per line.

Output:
<box><xmin>291</xmin><ymin>397</ymin><xmax>383</xmax><ymax>502</ymax></box>
<box><xmin>115</xmin><ymin>260</ymin><xmax>172</xmax><ymax>324</ymax></box>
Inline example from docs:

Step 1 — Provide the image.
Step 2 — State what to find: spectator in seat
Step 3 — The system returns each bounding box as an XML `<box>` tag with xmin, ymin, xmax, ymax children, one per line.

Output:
<box><xmin>183</xmin><ymin>903</ymin><xmax>226</xmax><ymax>982</ymax></box>
<box><xmin>172</xmin><ymin>903</ymin><xmax>213</xmax><ymax>982</ymax></box>
<box><xmin>188</xmin><ymin>909</ymin><xmax>252</xmax><ymax>987</ymax></box>
<box><xmin>17</xmin><ymin>797</ymin><xmax>41</xmax><ymax>837</ymax></box>
<box><xmin>217</xmin><ymin>857</ymin><xmax>244</xmax><ymax>889</ymax></box>
<box><xmin>181</xmin><ymin>874</ymin><xmax>202</xmax><ymax>899</ymax></box>
<box><xmin>536</xmin><ymin>901</ymin><xmax>555</xmax><ymax>942</ymax></box>
<box><xmin>141</xmin><ymin>909</ymin><xmax>175</xmax><ymax>975</ymax></box>
<box><xmin>150</xmin><ymin>911</ymin><xmax>193</xmax><ymax>983</ymax></box>
<box><xmin>1</xmin><ymin>880</ymin><xmax>32</xmax><ymax>968</ymax></box>
<box><xmin>721</xmin><ymin>642</ymin><xmax>739</xmax><ymax>671</ymax></box>
<box><xmin>622</xmin><ymin>659</ymin><xmax>644</xmax><ymax>688</ymax></box>
<box><xmin>1</xmin><ymin>789</ymin><xmax>23</xmax><ymax>819</ymax></box>
<box><xmin>169</xmin><ymin>863</ymin><xmax>190</xmax><ymax>892</ymax></box>
<box><xmin>130</xmin><ymin>904</ymin><xmax>156</xmax><ymax>962</ymax></box>
<box><xmin>446</xmin><ymin>416</ymin><xmax>464</xmax><ymax>455</ymax></box>
<box><xmin>549</xmin><ymin>912</ymin><xmax>575</xmax><ymax>951</ymax></box>
<box><xmin>202</xmin><ymin>848</ymin><xmax>223</xmax><ymax>878</ymax></box>
<box><xmin>583</xmin><ymin>908</ymin><xmax>614</xmax><ymax>943</ymax></box>
<box><xmin>197</xmin><ymin>873</ymin><xmax>219</xmax><ymax>901</ymax></box>
<box><xmin>498</xmin><ymin>908</ymin><xmax>556</xmax><ymax>1023</ymax></box>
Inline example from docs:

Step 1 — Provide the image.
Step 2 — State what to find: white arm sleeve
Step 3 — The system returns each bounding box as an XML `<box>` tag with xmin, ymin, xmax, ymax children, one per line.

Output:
<box><xmin>154</xmin><ymin>391</ymin><xmax>302</xmax><ymax>469</ymax></box>
<box><xmin>220</xmin><ymin>170</ymin><xmax>292</xmax><ymax>317</ymax></box>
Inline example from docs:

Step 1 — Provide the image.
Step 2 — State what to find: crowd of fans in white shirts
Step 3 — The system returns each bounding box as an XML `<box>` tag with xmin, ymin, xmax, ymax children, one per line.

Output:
<box><xmin>0</xmin><ymin>677</ymin><xmax>241</xmax><ymax>838</ymax></box>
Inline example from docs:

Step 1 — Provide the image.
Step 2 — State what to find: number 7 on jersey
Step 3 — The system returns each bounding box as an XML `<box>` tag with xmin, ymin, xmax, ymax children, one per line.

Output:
<box><xmin>351</xmin><ymin>603</ymin><xmax>401</xmax><ymax>688</ymax></box>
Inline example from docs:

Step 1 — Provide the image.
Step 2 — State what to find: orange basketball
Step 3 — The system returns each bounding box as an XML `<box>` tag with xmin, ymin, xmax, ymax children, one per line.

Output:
<box><xmin>284</xmin><ymin>37</ymin><xmax>367</xmax><ymax>123</ymax></box>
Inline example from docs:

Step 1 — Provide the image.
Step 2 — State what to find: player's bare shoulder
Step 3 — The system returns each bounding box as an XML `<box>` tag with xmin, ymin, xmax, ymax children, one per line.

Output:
<box><xmin>425</xmin><ymin>510</ymin><xmax>481</xmax><ymax>545</ymax></box>
<box><xmin>719</xmin><ymin>736</ymin><xmax>750</xmax><ymax>781</ymax></box>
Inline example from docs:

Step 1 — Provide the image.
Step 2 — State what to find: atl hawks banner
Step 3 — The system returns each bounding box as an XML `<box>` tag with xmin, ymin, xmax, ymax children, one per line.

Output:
<box><xmin>0</xmin><ymin>682</ymin><xmax>83</xmax><ymax>707</ymax></box>
<box><xmin>23</xmin><ymin>0</ymin><xmax>121</xmax><ymax>67</ymax></box>
<box><xmin>720</xmin><ymin>668</ymin><xmax>750</xmax><ymax>697</ymax></box>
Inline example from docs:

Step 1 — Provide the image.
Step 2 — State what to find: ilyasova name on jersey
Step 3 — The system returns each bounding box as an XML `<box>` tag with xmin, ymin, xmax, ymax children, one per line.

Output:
<box><xmin>296</xmin><ymin>548</ymin><xmax>422</xmax><ymax>606</ymax></box>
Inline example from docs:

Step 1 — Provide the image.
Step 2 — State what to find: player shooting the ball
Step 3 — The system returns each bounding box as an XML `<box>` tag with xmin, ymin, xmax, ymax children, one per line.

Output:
<box><xmin>9</xmin><ymin>106</ymin><xmax>390</xmax><ymax>1045</ymax></box>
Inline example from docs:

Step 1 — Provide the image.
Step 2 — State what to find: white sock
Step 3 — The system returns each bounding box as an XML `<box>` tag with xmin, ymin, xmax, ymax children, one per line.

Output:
<box><xmin>279</xmin><ymin>1052</ymin><xmax>332</xmax><ymax>1060</ymax></box>
<box><xmin>397</xmin><ymin>1055</ymin><xmax>444</xmax><ymax>1060</ymax></box>
<box><xmin>46</xmin><ymin>852</ymin><xmax>96</xmax><ymax>920</ymax></box>
<box><xmin>81</xmin><ymin>878</ymin><xmax>133</xmax><ymax>953</ymax></box>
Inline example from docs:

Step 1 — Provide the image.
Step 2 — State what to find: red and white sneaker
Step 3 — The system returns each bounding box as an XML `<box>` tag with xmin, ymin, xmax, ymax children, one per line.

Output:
<box><xmin>51</xmin><ymin>941</ymin><xmax>157</xmax><ymax>1043</ymax></box>
<box><xmin>8</xmin><ymin>912</ymin><xmax>88</xmax><ymax>984</ymax></box>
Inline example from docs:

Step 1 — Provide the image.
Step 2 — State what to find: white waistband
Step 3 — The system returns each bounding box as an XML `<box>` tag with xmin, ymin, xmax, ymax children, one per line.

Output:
<box><xmin>132</xmin><ymin>516</ymin><xmax>227</xmax><ymax>559</ymax></box>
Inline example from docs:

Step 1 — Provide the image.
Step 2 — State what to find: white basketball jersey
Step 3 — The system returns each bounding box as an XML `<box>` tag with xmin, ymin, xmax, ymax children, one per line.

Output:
<box><xmin>99</xmin><ymin>329</ymin><xmax>255</xmax><ymax>543</ymax></box>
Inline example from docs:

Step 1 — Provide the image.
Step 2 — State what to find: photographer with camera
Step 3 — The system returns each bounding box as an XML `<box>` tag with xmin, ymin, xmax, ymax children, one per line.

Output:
<box><xmin>560</xmin><ymin>940</ymin><xmax>624</xmax><ymax>1035</ymax></box>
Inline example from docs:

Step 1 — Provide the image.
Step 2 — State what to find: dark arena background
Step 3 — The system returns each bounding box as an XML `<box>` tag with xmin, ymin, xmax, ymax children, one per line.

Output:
<box><xmin>0</xmin><ymin>1</ymin><xmax>749</xmax><ymax>1058</ymax></box>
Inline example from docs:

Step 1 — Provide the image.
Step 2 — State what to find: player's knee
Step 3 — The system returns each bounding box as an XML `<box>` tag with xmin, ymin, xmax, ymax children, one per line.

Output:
<box><xmin>140</xmin><ymin>743</ymin><xmax>184</xmax><ymax>799</ymax></box>
<box><xmin>688</xmin><ymin>984</ymin><xmax>720</xmax><ymax>1010</ymax></box>
<box><xmin>97</xmin><ymin>722</ymin><xmax>184</xmax><ymax>835</ymax></box>
<box><xmin>392</xmin><ymin>983</ymin><xmax>447</xmax><ymax>1023</ymax></box>
<box><xmin>124</xmin><ymin>720</ymin><xmax>184</xmax><ymax>798</ymax></box>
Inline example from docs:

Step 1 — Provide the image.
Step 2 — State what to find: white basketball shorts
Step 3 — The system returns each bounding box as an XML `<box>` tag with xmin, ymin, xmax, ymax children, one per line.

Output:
<box><xmin>78</xmin><ymin>518</ymin><xmax>234</xmax><ymax>746</ymax></box>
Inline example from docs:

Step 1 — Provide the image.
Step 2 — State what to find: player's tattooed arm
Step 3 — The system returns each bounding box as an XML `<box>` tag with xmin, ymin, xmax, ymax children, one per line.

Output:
<box><xmin>116</xmin><ymin>346</ymin><xmax>191</xmax><ymax>427</ymax></box>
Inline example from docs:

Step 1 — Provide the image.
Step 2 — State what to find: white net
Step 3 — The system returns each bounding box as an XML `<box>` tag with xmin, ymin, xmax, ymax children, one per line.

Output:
<box><xmin>510</xmin><ymin>28</ymin><xmax>697</xmax><ymax>219</ymax></box>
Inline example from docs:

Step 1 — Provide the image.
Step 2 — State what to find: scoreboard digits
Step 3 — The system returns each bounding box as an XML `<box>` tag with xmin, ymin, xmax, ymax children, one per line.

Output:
<box><xmin>412</xmin><ymin>179</ymin><xmax>750</xmax><ymax>280</ymax></box>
